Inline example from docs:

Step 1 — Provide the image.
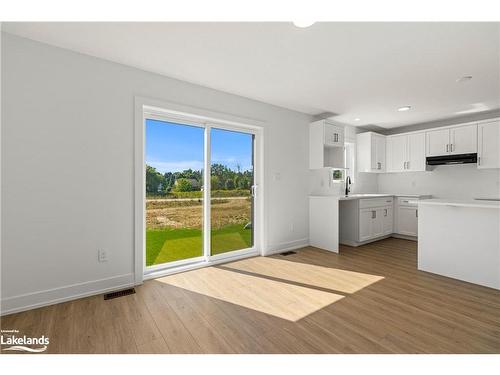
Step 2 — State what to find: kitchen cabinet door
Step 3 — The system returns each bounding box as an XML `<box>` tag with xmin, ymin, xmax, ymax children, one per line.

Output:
<box><xmin>450</xmin><ymin>124</ymin><xmax>477</xmax><ymax>154</ymax></box>
<box><xmin>324</xmin><ymin>123</ymin><xmax>344</xmax><ymax>147</ymax></box>
<box><xmin>387</xmin><ymin>135</ymin><xmax>407</xmax><ymax>172</ymax></box>
<box><xmin>359</xmin><ymin>209</ymin><xmax>373</xmax><ymax>242</ymax></box>
<box><xmin>426</xmin><ymin>128</ymin><xmax>450</xmax><ymax>156</ymax></box>
<box><xmin>397</xmin><ymin>207</ymin><xmax>418</xmax><ymax>236</ymax></box>
<box><xmin>478</xmin><ymin>120</ymin><xmax>500</xmax><ymax>169</ymax></box>
<box><xmin>375</xmin><ymin>134</ymin><xmax>386</xmax><ymax>172</ymax></box>
<box><xmin>407</xmin><ymin>132</ymin><xmax>426</xmax><ymax>171</ymax></box>
<box><xmin>372</xmin><ymin>209</ymin><xmax>384</xmax><ymax>238</ymax></box>
<box><xmin>382</xmin><ymin>206</ymin><xmax>393</xmax><ymax>235</ymax></box>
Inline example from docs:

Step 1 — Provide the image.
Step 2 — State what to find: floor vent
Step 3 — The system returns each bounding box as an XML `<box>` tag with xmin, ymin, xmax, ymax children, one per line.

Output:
<box><xmin>280</xmin><ymin>251</ymin><xmax>297</xmax><ymax>256</ymax></box>
<box><xmin>104</xmin><ymin>288</ymin><xmax>136</xmax><ymax>300</ymax></box>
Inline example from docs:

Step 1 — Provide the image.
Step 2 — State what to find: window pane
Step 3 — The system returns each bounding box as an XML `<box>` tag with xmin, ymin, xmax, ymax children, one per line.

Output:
<box><xmin>145</xmin><ymin>119</ymin><xmax>204</xmax><ymax>266</ymax></box>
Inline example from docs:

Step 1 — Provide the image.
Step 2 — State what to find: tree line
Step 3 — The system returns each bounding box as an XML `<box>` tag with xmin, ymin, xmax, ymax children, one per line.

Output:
<box><xmin>146</xmin><ymin>163</ymin><xmax>253</xmax><ymax>195</ymax></box>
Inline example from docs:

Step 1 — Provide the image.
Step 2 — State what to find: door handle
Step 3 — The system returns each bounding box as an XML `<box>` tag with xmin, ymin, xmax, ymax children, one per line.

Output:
<box><xmin>251</xmin><ymin>185</ymin><xmax>257</xmax><ymax>197</ymax></box>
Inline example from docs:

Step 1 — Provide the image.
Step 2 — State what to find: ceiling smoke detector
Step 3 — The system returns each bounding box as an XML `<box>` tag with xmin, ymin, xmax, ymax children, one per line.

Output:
<box><xmin>293</xmin><ymin>21</ymin><xmax>315</xmax><ymax>28</ymax></box>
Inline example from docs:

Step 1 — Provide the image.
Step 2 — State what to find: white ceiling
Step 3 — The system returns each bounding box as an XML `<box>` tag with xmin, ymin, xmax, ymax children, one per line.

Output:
<box><xmin>4</xmin><ymin>22</ymin><xmax>500</xmax><ymax>128</ymax></box>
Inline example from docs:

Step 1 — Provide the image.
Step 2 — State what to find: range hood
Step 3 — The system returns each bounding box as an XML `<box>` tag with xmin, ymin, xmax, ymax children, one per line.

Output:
<box><xmin>426</xmin><ymin>153</ymin><xmax>477</xmax><ymax>166</ymax></box>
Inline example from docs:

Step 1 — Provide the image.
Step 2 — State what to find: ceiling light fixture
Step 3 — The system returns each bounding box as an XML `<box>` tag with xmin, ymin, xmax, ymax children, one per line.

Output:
<box><xmin>457</xmin><ymin>75</ymin><xmax>473</xmax><ymax>83</ymax></box>
<box><xmin>293</xmin><ymin>21</ymin><xmax>316</xmax><ymax>28</ymax></box>
<box><xmin>354</xmin><ymin>118</ymin><xmax>361</xmax><ymax>121</ymax></box>
<box><xmin>397</xmin><ymin>106</ymin><xmax>412</xmax><ymax>112</ymax></box>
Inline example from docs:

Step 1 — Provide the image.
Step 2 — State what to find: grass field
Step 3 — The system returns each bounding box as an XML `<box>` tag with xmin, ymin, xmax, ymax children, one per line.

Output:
<box><xmin>146</xmin><ymin>225</ymin><xmax>252</xmax><ymax>266</ymax></box>
<box><xmin>146</xmin><ymin>197</ymin><xmax>252</xmax><ymax>266</ymax></box>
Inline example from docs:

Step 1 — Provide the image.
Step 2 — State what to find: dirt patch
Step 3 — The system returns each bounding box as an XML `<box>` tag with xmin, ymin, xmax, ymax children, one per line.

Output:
<box><xmin>146</xmin><ymin>198</ymin><xmax>251</xmax><ymax>229</ymax></box>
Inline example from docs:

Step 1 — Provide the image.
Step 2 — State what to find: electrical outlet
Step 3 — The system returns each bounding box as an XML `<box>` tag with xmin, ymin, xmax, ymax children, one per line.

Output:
<box><xmin>98</xmin><ymin>249</ymin><xmax>108</xmax><ymax>262</ymax></box>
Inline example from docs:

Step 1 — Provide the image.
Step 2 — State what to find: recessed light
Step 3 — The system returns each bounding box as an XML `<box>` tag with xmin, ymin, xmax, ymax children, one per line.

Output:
<box><xmin>354</xmin><ymin>118</ymin><xmax>361</xmax><ymax>121</ymax></box>
<box><xmin>457</xmin><ymin>75</ymin><xmax>473</xmax><ymax>83</ymax></box>
<box><xmin>293</xmin><ymin>21</ymin><xmax>315</xmax><ymax>28</ymax></box>
<box><xmin>397</xmin><ymin>106</ymin><xmax>412</xmax><ymax>112</ymax></box>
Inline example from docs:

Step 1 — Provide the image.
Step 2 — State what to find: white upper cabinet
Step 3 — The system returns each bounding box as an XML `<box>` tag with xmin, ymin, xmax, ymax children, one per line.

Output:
<box><xmin>478</xmin><ymin>120</ymin><xmax>500</xmax><ymax>169</ymax></box>
<box><xmin>386</xmin><ymin>132</ymin><xmax>425</xmax><ymax>172</ymax></box>
<box><xmin>309</xmin><ymin>120</ymin><xmax>345</xmax><ymax>169</ymax></box>
<box><xmin>324</xmin><ymin>123</ymin><xmax>344</xmax><ymax>147</ymax></box>
<box><xmin>426</xmin><ymin>128</ymin><xmax>450</xmax><ymax>156</ymax></box>
<box><xmin>426</xmin><ymin>124</ymin><xmax>477</xmax><ymax>157</ymax></box>
<box><xmin>450</xmin><ymin>124</ymin><xmax>477</xmax><ymax>154</ymax></box>
<box><xmin>357</xmin><ymin>132</ymin><xmax>386</xmax><ymax>173</ymax></box>
<box><xmin>407</xmin><ymin>133</ymin><xmax>426</xmax><ymax>171</ymax></box>
<box><xmin>386</xmin><ymin>135</ymin><xmax>406</xmax><ymax>172</ymax></box>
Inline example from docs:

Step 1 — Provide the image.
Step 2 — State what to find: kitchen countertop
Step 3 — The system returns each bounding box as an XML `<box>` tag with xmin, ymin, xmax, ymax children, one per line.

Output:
<box><xmin>338</xmin><ymin>193</ymin><xmax>431</xmax><ymax>201</ymax></box>
<box><xmin>416</xmin><ymin>198</ymin><xmax>500</xmax><ymax>209</ymax></box>
<box><xmin>310</xmin><ymin>193</ymin><xmax>432</xmax><ymax>200</ymax></box>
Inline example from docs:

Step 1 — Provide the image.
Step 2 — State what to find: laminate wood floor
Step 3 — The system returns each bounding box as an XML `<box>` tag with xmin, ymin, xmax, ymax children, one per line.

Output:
<box><xmin>2</xmin><ymin>238</ymin><xmax>500</xmax><ymax>354</ymax></box>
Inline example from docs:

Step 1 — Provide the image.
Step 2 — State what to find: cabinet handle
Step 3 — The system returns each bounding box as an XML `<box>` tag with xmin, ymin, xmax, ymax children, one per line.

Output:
<box><xmin>403</xmin><ymin>161</ymin><xmax>406</xmax><ymax>169</ymax></box>
<box><xmin>372</xmin><ymin>210</ymin><xmax>376</xmax><ymax>219</ymax></box>
<box><xmin>384</xmin><ymin>209</ymin><xmax>388</xmax><ymax>217</ymax></box>
<box><xmin>377</xmin><ymin>162</ymin><xmax>381</xmax><ymax>170</ymax></box>
<box><xmin>478</xmin><ymin>156</ymin><xmax>481</xmax><ymax>166</ymax></box>
<box><xmin>416</xmin><ymin>210</ymin><xmax>418</xmax><ymax>218</ymax></box>
<box><xmin>446</xmin><ymin>144</ymin><xmax>449</xmax><ymax>152</ymax></box>
<box><xmin>451</xmin><ymin>144</ymin><xmax>454</xmax><ymax>152</ymax></box>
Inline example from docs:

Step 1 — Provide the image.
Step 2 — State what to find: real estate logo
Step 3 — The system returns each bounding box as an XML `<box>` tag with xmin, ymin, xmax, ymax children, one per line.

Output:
<box><xmin>1</xmin><ymin>329</ymin><xmax>49</xmax><ymax>353</ymax></box>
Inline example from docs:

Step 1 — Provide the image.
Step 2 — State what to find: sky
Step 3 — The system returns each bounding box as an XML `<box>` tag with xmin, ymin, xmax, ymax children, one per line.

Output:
<box><xmin>146</xmin><ymin>119</ymin><xmax>253</xmax><ymax>174</ymax></box>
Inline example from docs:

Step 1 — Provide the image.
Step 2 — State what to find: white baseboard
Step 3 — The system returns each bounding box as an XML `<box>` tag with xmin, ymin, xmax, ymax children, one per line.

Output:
<box><xmin>391</xmin><ymin>234</ymin><xmax>418</xmax><ymax>241</ymax></box>
<box><xmin>1</xmin><ymin>273</ymin><xmax>135</xmax><ymax>316</ymax></box>
<box><xmin>263</xmin><ymin>237</ymin><xmax>309</xmax><ymax>256</ymax></box>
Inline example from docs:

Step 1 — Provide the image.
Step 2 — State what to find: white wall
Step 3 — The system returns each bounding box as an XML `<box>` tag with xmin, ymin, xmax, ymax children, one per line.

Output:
<box><xmin>378</xmin><ymin>164</ymin><xmax>500</xmax><ymax>199</ymax></box>
<box><xmin>1</xmin><ymin>33</ymin><xmax>312</xmax><ymax>314</ymax></box>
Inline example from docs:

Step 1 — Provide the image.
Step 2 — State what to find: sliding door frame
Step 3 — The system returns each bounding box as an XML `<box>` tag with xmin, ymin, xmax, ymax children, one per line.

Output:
<box><xmin>134</xmin><ymin>97</ymin><xmax>264</xmax><ymax>283</ymax></box>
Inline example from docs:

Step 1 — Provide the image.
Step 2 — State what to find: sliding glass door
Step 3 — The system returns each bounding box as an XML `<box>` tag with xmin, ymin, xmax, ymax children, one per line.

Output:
<box><xmin>210</xmin><ymin>128</ymin><xmax>254</xmax><ymax>257</ymax></box>
<box><xmin>145</xmin><ymin>119</ymin><xmax>205</xmax><ymax>268</ymax></box>
<box><xmin>144</xmin><ymin>115</ymin><xmax>258</xmax><ymax>272</ymax></box>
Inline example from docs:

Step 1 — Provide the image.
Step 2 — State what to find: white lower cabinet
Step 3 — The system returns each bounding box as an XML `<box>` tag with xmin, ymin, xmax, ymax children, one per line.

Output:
<box><xmin>355</xmin><ymin>199</ymin><xmax>393</xmax><ymax>243</ymax></box>
<box><xmin>397</xmin><ymin>207</ymin><xmax>418</xmax><ymax>236</ymax></box>
<box><xmin>382</xmin><ymin>206</ymin><xmax>393</xmax><ymax>235</ymax></box>
<box><xmin>359</xmin><ymin>209</ymin><xmax>373</xmax><ymax>242</ymax></box>
<box><xmin>340</xmin><ymin>195</ymin><xmax>428</xmax><ymax>247</ymax></box>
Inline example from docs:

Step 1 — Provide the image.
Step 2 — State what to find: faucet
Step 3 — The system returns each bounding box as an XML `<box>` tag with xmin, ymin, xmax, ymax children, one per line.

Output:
<box><xmin>345</xmin><ymin>176</ymin><xmax>352</xmax><ymax>196</ymax></box>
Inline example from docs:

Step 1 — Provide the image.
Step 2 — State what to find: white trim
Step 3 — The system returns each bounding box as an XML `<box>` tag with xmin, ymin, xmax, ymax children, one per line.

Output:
<box><xmin>135</xmin><ymin>96</ymin><xmax>266</xmax><ymax>280</ymax></box>
<box><xmin>143</xmin><ymin>250</ymin><xmax>259</xmax><ymax>281</ymax></box>
<box><xmin>1</xmin><ymin>273</ymin><xmax>135</xmax><ymax>316</ymax></box>
<box><xmin>263</xmin><ymin>238</ymin><xmax>310</xmax><ymax>256</ymax></box>
<box><xmin>204</xmin><ymin>124</ymin><xmax>211</xmax><ymax>259</ymax></box>
<box><xmin>145</xmin><ymin>256</ymin><xmax>206</xmax><ymax>273</ymax></box>
<box><xmin>386</xmin><ymin>116</ymin><xmax>500</xmax><ymax>137</ymax></box>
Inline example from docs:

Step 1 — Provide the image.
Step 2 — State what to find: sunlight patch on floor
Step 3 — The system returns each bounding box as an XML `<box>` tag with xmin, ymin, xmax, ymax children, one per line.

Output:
<box><xmin>157</xmin><ymin>266</ymin><xmax>344</xmax><ymax>321</ymax></box>
<box><xmin>223</xmin><ymin>256</ymin><xmax>384</xmax><ymax>294</ymax></box>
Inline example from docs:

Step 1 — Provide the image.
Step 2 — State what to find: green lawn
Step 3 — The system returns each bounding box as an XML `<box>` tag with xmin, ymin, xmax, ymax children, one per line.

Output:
<box><xmin>146</xmin><ymin>224</ymin><xmax>252</xmax><ymax>266</ymax></box>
